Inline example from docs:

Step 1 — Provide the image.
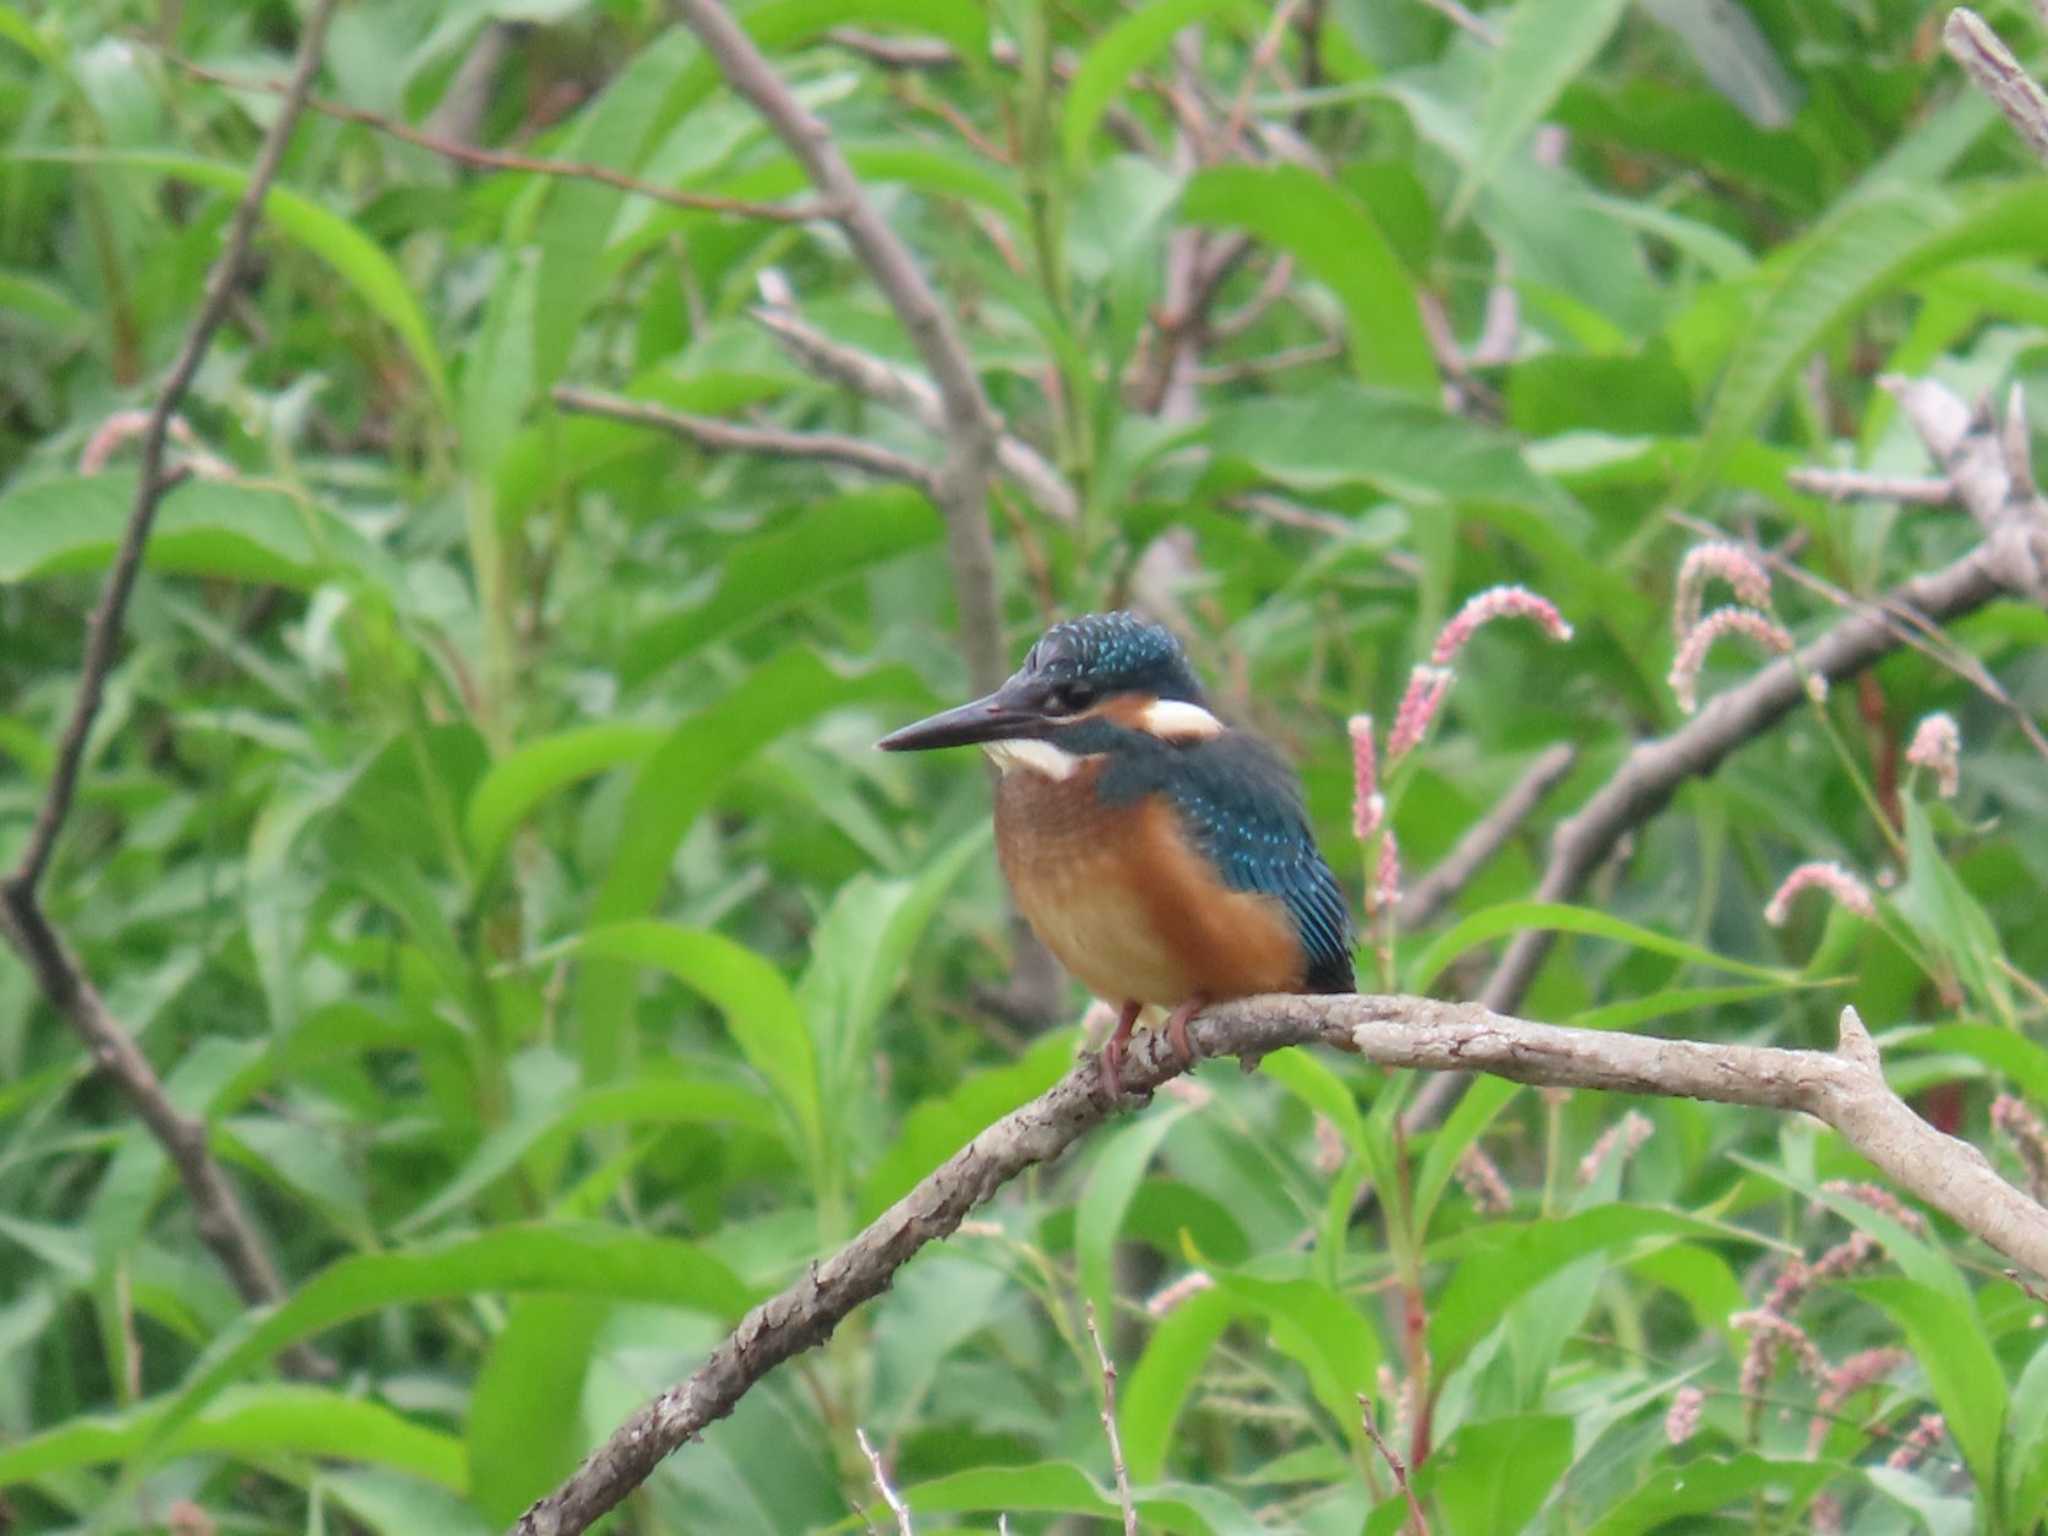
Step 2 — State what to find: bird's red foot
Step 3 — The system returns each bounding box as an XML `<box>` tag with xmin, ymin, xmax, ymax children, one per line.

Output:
<box><xmin>1163</xmin><ymin>993</ymin><xmax>1208</xmax><ymax>1073</ymax></box>
<box><xmin>1099</xmin><ymin>999</ymin><xmax>1143</xmax><ymax>1099</ymax></box>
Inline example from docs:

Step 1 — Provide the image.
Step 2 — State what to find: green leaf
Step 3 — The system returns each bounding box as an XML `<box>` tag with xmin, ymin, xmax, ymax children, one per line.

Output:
<box><xmin>1885</xmin><ymin>1023</ymin><xmax>2048</xmax><ymax>1105</ymax></box>
<box><xmin>1689</xmin><ymin>181</ymin><xmax>2048</xmax><ymax>494</ymax></box>
<box><xmin>1062</xmin><ymin>0</ymin><xmax>1247</xmax><ymax>169</ymax></box>
<box><xmin>1077</xmin><ymin>1108</ymin><xmax>1187</xmax><ymax>1329</ymax></box>
<box><xmin>1413</xmin><ymin>1075</ymin><xmax>1519</xmax><ymax>1236</ymax></box>
<box><xmin>858</xmin><ymin>1032</ymin><xmax>1075</xmax><ymax>1219</ymax></box>
<box><xmin>621</xmin><ymin>488</ymin><xmax>941</xmax><ymax>686</ymax></box>
<box><xmin>902</xmin><ymin>1458</ymin><xmax>1246</xmax><ymax>1536</ymax></box>
<box><xmin>1428</xmin><ymin>1414</ymin><xmax>1573</xmax><ymax>1536</ymax></box>
<box><xmin>1405</xmin><ymin>899</ymin><xmax>1803</xmax><ymax>993</ymax></box>
<box><xmin>580</xmin><ymin>921</ymin><xmax>822</xmax><ymax>1169</ymax></box>
<box><xmin>28</xmin><ymin>150</ymin><xmax>449</xmax><ymax>408</ymax></box>
<box><xmin>1586</xmin><ymin>1452</ymin><xmax>1832</xmax><ymax>1535</ymax></box>
<box><xmin>1183</xmin><ymin>165</ymin><xmax>1437</xmax><ymax>397</ymax></box>
<box><xmin>2005</xmin><ymin>1333</ymin><xmax>2048</xmax><ymax>1526</ymax></box>
<box><xmin>153</xmin><ymin>1225</ymin><xmax>752</xmax><ymax>1453</ymax></box>
<box><xmin>0</xmin><ymin>1384</ymin><xmax>464</xmax><ymax>1489</ymax></box>
<box><xmin>1430</xmin><ymin>1205</ymin><xmax>1760</xmax><ymax>1373</ymax></box>
<box><xmin>1457</xmin><ymin>0</ymin><xmax>1633</xmax><ymax>219</ymax></box>
<box><xmin>1895</xmin><ymin>796</ymin><xmax>2013</xmax><ymax>1022</ymax></box>
<box><xmin>0</xmin><ymin>474</ymin><xmax>371</xmax><ymax>588</ymax></box>
<box><xmin>468</xmin><ymin>1297</ymin><xmax>608</xmax><ymax>1524</ymax></box>
<box><xmin>1122</xmin><ymin>1288</ymin><xmax>1234</xmax><ymax>1484</ymax></box>
<box><xmin>532</xmin><ymin>32</ymin><xmax>695</xmax><ymax>392</ymax></box>
<box><xmin>465</xmin><ymin>723</ymin><xmax>666</xmax><ymax>869</ymax></box>
<box><xmin>1852</xmin><ymin>1274</ymin><xmax>2007</xmax><ymax>1500</ymax></box>
<box><xmin>1568</xmin><ymin>981</ymin><xmax>1826</xmax><ymax>1033</ymax></box>
<box><xmin>573</xmin><ymin>649</ymin><xmax>922</xmax><ymax>1082</ymax></box>
<box><xmin>1208</xmin><ymin>1269</ymin><xmax>1382</xmax><ymax>1449</ymax></box>
<box><xmin>396</xmin><ymin>1077</ymin><xmax>783</xmax><ymax>1234</ymax></box>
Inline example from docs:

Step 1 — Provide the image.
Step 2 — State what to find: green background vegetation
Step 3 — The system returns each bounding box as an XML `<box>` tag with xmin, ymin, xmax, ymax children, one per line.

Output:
<box><xmin>4</xmin><ymin>0</ymin><xmax>2048</xmax><ymax>1530</ymax></box>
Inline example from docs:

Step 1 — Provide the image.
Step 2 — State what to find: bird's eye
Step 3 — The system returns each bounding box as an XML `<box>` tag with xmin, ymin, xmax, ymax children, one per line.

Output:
<box><xmin>1049</xmin><ymin>681</ymin><xmax>1095</xmax><ymax>715</ymax></box>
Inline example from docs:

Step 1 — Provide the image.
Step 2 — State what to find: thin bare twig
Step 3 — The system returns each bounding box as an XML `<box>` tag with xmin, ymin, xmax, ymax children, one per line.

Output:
<box><xmin>162</xmin><ymin>53</ymin><xmax>835</xmax><ymax>224</ymax></box>
<box><xmin>1195</xmin><ymin>338</ymin><xmax>1345</xmax><ymax>385</ymax></box>
<box><xmin>1785</xmin><ymin>468</ymin><xmax>1957</xmax><ymax>505</ymax></box>
<box><xmin>748</xmin><ymin>298</ymin><xmax>1078</xmax><ymax>523</ymax></box>
<box><xmin>1944</xmin><ymin>8</ymin><xmax>2048</xmax><ymax>164</ymax></box>
<box><xmin>509</xmin><ymin>997</ymin><xmax>2048</xmax><ymax>1536</ymax></box>
<box><xmin>1085</xmin><ymin>1302</ymin><xmax>1139</xmax><ymax>1536</ymax></box>
<box><xmin>551</xmin><ymin>385</ymin><xmax>938</xmax><ymax>490</ymax></box>
<box><xmin>1416</xmin><ymin>0</ymin><xmax>1501</xmax><ymax>47</ymax></box>
<box><xmin>1396</xmin><ymin>744</ymin><xmax>1575</xmax><ymax>929</ymax></box>
<box><xmin>1360</xmin><ymin>1395</ymin><xmax>1431</xmax><ymax>1535</ymax></box>
<box><xmin>0</xmin><ymin>0</ymin><xmax>341</xmax><ymax>1381</ymax></box>
<box><xmin>856</xmin><ymin>1428</ymin><xmax>915</xmax><ymax>1536</ymax></box>
<box><xmin>671</xmin><ymin>0</ymin><xmax>1007</xmax><ymax>695</ymax></box>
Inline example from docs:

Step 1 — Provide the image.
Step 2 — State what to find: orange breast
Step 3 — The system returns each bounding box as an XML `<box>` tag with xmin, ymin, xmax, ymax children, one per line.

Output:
<box><xmin>995</xmin><ymin>769</ymin><xmax>1306</xmax><ymax>1009</ymax></box>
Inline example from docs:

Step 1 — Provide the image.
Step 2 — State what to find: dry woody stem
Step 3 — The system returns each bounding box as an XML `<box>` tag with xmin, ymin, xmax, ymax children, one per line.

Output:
<box><xmin>552</xmin><ymin>385</ymin><xmax>938</xmax><ymax>490</ymax></box>
<box><xmin>0</xmin><ymin>0</ymin><xmax>342</xmax><ymax>1380</ymax></box>
<box><xmin>1086</xmin><ymin>1302</ymin><xmax>1140</xmax><ymax>1536</ymax></box>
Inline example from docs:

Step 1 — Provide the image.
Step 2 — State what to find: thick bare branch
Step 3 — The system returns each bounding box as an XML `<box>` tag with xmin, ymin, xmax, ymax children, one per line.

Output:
<box><xmin>510</xmin><ymin>994</ymin><xmax>2048</xmax><ymax>1536</ymax></box>
<box><xmin>551</xmin><ymin>385</ymin><xmax>937</xmax><ymax>490</ymax></box>
<box><xmin>1944</xmin><ymin>8</ymin><xmax>2048</xmax><ymax>164</ymax></box>
<box><xmin>671</xmin><ymin>0</ymin><xmax>1008</xmax><ymax>693</ymax></box>
<box><xmin>0</xmin><ymin>0</ymin><xmax>341</xmax><ymax>1378</ymax></box>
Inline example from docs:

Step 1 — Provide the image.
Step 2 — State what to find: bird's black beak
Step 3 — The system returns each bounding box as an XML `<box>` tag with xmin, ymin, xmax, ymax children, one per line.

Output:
<box><xmin>877</xmin><ymin>676</ymin><xmax>1045</xmax><ymax>752</ymax></box>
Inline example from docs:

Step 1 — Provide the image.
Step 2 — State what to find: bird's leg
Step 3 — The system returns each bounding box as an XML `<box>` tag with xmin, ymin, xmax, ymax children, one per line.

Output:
<box><xmin>1100</xmin><ymin>999</ymin><xmax>1143</xmax><ymax>1098</ymax></box>
<box><xmin>1163</xmin><ymin>993</ymin><xmax>1209</xmax><ymax>1072</ymax></box>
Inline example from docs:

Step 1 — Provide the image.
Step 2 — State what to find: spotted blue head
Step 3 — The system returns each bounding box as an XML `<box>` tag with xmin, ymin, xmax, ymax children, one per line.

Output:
<box><xmin>876</xmin><ymin>612</ymin><xmax>1214</xmax><ymax>753</ymax></box>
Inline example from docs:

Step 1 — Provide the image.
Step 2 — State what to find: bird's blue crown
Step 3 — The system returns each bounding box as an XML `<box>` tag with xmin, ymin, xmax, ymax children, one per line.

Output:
<box><xmin>1022</xmin><ymin>612</ymin><xmax>1204</xmax><ymax>704</ymax></box>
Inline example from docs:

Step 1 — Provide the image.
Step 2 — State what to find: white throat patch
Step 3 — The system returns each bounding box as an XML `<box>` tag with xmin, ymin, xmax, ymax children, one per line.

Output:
<box><xmin>982</xmin><ymin>738</ymin><xmax>1086</xmax><ymax>781</ymax></box>
<box><xmin>1139</xmin><ymin>699</ymin><xmax>1226</xmax><ymax>741</ymax></box>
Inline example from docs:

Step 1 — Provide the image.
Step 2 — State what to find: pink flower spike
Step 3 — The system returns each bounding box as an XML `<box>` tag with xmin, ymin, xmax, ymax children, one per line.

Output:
<box><xmin>1386</xmin><ymin>665</ymin><xmax>1454</xmax><ymax>762</ymax></box>
<box><xmin>1431</xmin><ymin>584</ymin><xmax>1574</xmax><ymax>665</ymax></box>
<box><xmin>1348</xmin><ymin>715</ymin><xmax>1383</xmax><ymax>842</ymax></box>
<box><xmin>1885</xmin><ymin>1413</ymin><xmax>1947</xmax><ymax>1473</ymax></box>
<box><xmin>1374</xmin><ymin>828</ymin><xmax>1401</xmax><ymax>913</ymax></box>
<box><xmin>1145</xmin><ymin>1271</ymin><xmax>1215</xmax><ymax>1317</ymax></box>
<box><xmin>1673</xmin><ymin>541</ymin><xmax>1772</xmax><ymax>641</ymax></box>
<box><xmin>1669</xmin><ymin>606</ymin><xmax>1795</xmax><ymax>715</ymax></box>
<box><xmin>1665</xmin><ymin>1386</ymin><xmax>1704</xmax><ymax>1447</ymax></box>
<box><xmin>1905</xmin><ymin>711</ymin><xmax>1961</xmax><ymax>799</ymax></box>
<box><xmin>1764</xmin><ymin>862</ymin><xmax>1875</xmax><ymax>927</ymax></box>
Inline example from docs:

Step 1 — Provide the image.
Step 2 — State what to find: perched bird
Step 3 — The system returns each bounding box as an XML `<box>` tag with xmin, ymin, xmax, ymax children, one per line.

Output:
<box><xmin>878</xmin><ymin>612</ymin><xmax>1354</xmax><ymax>1094</ymax></box>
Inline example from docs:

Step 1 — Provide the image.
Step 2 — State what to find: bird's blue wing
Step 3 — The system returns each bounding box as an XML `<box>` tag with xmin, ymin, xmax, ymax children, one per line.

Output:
<box><xmin>1108</xmin><ymin>733</ymin><xmax>1355</xmax><ymax>993</ymax></box>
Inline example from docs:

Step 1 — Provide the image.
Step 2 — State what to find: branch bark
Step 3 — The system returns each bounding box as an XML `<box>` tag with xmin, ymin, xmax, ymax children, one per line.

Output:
<box><xmin>0</xmin><ymin>0</ymin><xmax>340</xmax><ymax>1379</ymax></box>
<box><xmin>551</xmin><ymin>385</ymin><xmax>938</xmax><ymax>490</ymax></box>
<box><xmin>670</xmin><ymin>0</ymin><xmax>1007</xmax><ymax>695</ymax></box>
<box><xmin>511</xmin><ymin>995</ymin><xmax>2048</xmax><ymax>1536</ymax></box>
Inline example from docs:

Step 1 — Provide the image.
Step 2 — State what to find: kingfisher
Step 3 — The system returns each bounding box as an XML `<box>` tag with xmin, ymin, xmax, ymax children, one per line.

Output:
<box><xmin>878</xmin><ymin>612</ymin><xmax>1354</xmax><ymax>1095</ymax></box>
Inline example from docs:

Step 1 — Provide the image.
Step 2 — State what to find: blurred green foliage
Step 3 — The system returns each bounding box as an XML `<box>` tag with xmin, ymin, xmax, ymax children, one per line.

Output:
<box><xmin>3</xmin><ymin>0</ymin><xmax>2048</xmax><ymax>1531</ymax></box>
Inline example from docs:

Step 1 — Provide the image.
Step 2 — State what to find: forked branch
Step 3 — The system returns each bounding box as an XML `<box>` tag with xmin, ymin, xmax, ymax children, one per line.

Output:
<box><xmin>510</xmin><ymin>999</ymin><xmax>2048</xmax><ymax>1536</ymax></box>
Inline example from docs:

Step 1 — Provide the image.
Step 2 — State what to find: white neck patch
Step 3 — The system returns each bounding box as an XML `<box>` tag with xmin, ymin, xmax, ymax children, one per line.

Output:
<box><xmin>982</xmin><ymin>737</ymin><xmax>1086</xmax><ymax>781</ymax></box>
<box><xmin>1139</xmin><ymin>698</ymin><xmax>1226</xmax><ymax>741</ymax></box>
